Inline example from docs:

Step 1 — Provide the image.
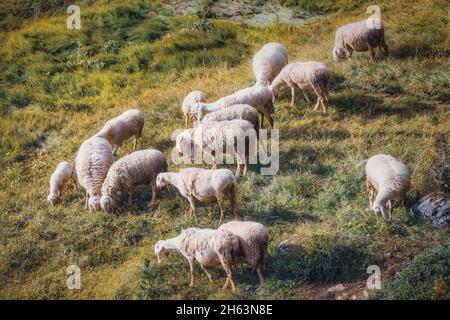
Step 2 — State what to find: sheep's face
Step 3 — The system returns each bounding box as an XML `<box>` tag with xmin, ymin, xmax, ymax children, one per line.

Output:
<box><xmin>191</xmin><ymin>103</ymin><xmax>201</xmax><ymax>120</ymax></box>
<box><xmin>88</xmin><ymin>195</ymin><xmax>101</xmax><ymax>211</ymax></box>
<box><xmin>100</xmin><ymin>196</ymin><xmax>114</xmax><ymax>212</ymax></box>
<box><xmin>156</xmin><ymin>173</ymin><xmax>169</xmax><ymax>189</ymax></box>
<box><xmin>372</xmin><ymin>203</ymin><xmax>381</xmax><ymax>213</ymax></box>
<box><xmin>333</xmin><ymin>47</ymin><xmax>346</xmax><ymax>62</ymax></box>
<box><xmin>47</xmin><ymin>193</ymin><xmax>60</xmax><ymax>206</ymax></box>
<box><xmin>176</xmin><ymin>130</ymin><xmax>195</xmax><ymax>161</ymax></box>
<box><xmin>154</xmin><ymin>241</ymin><xmax>168</xmax><ymax>263</ymax></box>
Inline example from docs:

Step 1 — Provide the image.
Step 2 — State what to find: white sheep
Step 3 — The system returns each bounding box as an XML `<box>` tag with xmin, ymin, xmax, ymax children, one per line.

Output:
<box><xmin>100</xmin><ymin>149</ymin><xmax>168</xmax><ymax>212</ymax></box>
<box><xmin>202</xmin><ymin>104</ymin><xmax>259</xmax><ymax>135</ymax></box>
<box><xmin>176</xmin><ymin>119</ymin><xmax>256</xmax><ymax>176</ymax></box>
<box><xmin>192</xmin><ymin>83</ymin><xmax>275</xmax><ymax>129</ymax></box>
<box><xmin>333</xmin><ymin>19</ymin><xmax>388</xmax><ymax>62</ymax></box>
<box><xmin>252</xmin><ymin>42</ymin><xmax>288</xmax><ymax>85</ymax></box>
<box><xmin>47</xmin><ymin>161</ymin><xmax>77</xmax><ymax>206</ymax></box>
<box><xmin>75</xmin><ymin>136</ymin><xmax>114</xmax><ymax>211</ymax></box>
<box><xmin>358</xmin><ymin>154</ymin><xmax>411</xmax><ymax>222</ymax></box>
<box><xmin>96</xmin><ymin>108</ymin><xmax>144</xmax><ymax>155</ymax></box>
<box><xmin>218</xmin><ymin>221</ymin><xmax>269</xmax><ymax>286</ymax></box>
<box><xmin>156</xmin><ymin>168</ymin><xmax>237</xmax><ymax>223</ymax></box>
<box><xmin>155</xmin><ymin>228</ymin><xmax>240</xmax><ymax>291</ymax></box>
<box><xmin>181</xmin><ymin>90</ymin><xmax>207</xmax><ymax>128</ymax></box>
<box><xmin>270</xmin><ymin>61</ymin><xmax>331</xmax><ymax>114</ymax></box>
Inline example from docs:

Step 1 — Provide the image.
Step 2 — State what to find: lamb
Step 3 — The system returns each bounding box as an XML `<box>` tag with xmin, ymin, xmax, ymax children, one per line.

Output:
<box><xmin>155</xmin><ymin>227</ymin><xmax>240</xmax><ymax>291</ymax></box>
<box><xmin>100</xmin><ymin>149</ymin><xmax>168</xmax><ymax>212</ymax></box>
<box><xmin>181</xmin><ymin>90</ymin><xmax>207</xmax><ymax>128</ymax></box>
<box><xmin>218</xmin><ymin>221</ymin><xmax>269</xmax><ymax>286</ymax></box>
<box><xmin>75</xmin><ymin>136</ymin><xmax>114</xmax><ymax>211</ymax></box>
<box><xmin>252</xmin><ymin>42</ymin><xmax>288</xmax><ymax>85</ymax></box>
<box><xmin>47</xmin><ymin>161</ymin><xmax>77</xmax><ymax>206</ymax></box>
<box><xmin>333</xmin><ymin>19</ymin><xmax>388</xmax><ymax>62</ymax></box>
<box><xmin>202</xmin><ymin>104</ymin><xmax>259</xmax><ymax>135</ymax></box>
<box><xmin>270</xmin><ymin>61</ymin><xmax>331</xmax><ymax>114</ymax></box>
<box><xmin>96</xmin><ymin>108</ymin><xmax>144</xmax><ymax>155</ymax></box>
<box><xmin>156</xmin><ymin>168</ymin><xmax>237</xmax><ymax>223</ymax></box>
<box><xmin>192</xmin><ymin>83</ymin><xmax>275</xmax><ymax>129</ymax></box>
<box><xmin>357</xmin><ymin>154</ymin><xmax>411</xmax><ymax>222</ymax></box>
<box><xmin>176</xmin><ymin>119</ymin><xmax>256</xmax><ymax>176</ymax></box>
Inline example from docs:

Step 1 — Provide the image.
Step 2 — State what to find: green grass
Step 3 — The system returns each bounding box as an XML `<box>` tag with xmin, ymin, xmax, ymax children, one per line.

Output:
<box><xmin>0</xmin><ymin>0</ymin><xmax>449</xmax><ymax>299</ymax></box>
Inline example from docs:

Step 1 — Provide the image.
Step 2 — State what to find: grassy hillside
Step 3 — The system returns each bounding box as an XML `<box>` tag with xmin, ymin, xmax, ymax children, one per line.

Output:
<box><xmin>0</xmin><ymin>0</ymin><xmax>448</xmax><ymax>299</ymax></box>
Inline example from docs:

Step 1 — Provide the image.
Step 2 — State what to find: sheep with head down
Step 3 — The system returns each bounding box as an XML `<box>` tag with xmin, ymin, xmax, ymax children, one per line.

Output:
<box><xmin>96</xmin><ymin>108</ymin><xmax>144</xmax><ymax>155</ymax></box>
<box><xmin>75</xmin><ymin>136</ymin><xmax>113</xmax><ymax>211</ymax></box>
<box><xmin>357</xmin><ymin>154</ymin><xmax>410</xmax><ymax>222</ymax></box>
<box><xmin>181</xmin><ymin>90</ymin><xmax>207</xmax><ymax>128</ymax></box>
<box><xmin>333</xmin><ymin>18</ymin><xmax>388</xmax><ymax>62</ymax></box>
<box><xmin>218</xmin><ymin>220</ymin><xmax>269</xmax><ymax>286</ymax></box>
<box><xmin>252</xmin><ymin>42</ymin><xmax>288</xmax><ymax>85</ymax></box>
<box><xmin>270</xmin><ymin>61</ymin><xmax>331</xmax><ymax>114</ymax></box>
<box><xmin>202</xmin><ymin>104</ymin><xmax>259</xmax><ymax>136</ymax></box>
<box><xmin>155</xmin><ymin>227</ymin><xmax>240</xmax><ymax>292</ymax></box>
<box><xmin>47</xmin><ymin>161</ymin><xmax>77</xmax><ymax>206</ymax></box>
<box><xmin>100</xmin><ymin>149</ymin><xmax>168</xmax><ymax>212</ymax></box>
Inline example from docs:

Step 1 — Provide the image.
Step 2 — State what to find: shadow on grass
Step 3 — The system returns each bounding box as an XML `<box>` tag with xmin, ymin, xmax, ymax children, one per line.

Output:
<box><xmin>332</xmin><ymin>93</ymin><xmax>435</xmax><ymax>119</ymax></box>
<box><xmin>241</xmin><ymin>207</ymin><xmax>320</xmax><ymax>226</ymax></box>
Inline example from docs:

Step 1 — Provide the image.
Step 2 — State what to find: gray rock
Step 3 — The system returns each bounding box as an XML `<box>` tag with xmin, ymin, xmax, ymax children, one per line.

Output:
<box><xmin>410</xmin><ymin>193</ymin><xmax>450</xmax><ymax>227</ymax></box>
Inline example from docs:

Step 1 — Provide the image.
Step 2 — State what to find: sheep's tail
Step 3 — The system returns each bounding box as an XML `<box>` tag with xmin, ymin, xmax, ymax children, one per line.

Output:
<box><xmin>355</xmin><ymin>159</ymin><xmax>368</xmax><ymax>168</ymax></box>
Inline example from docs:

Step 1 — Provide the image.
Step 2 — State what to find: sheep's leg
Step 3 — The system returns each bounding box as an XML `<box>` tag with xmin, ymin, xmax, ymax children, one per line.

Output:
<box><xmin>219</xmin><ymin>255</ymin><xmax>235</xmax><ymax>292</ymax></box>
<box><xmin>200</xmin><ymin>264</ymin><xmax>213</xmax><ymax>283</ymax></box>
<box><xmin>217</xmin><ymin>197</ymin><xmax>226</xmax><ymax>224</ymax></box>
<box><xmin>266</xmin><ymin>113</ymin><xmax>274</xmax><ymax>129</ymax></box>
<box><xmin>388</xmin><ymin>200</ymin><xmax>393</xmax><ymax>215</ymax></box>
<box><xmin>368</xmin><ymin>45</ymin><xmax>376</xmax><ymax>61</ymax></box>
<box><xmin>313</xmin><ymin>96</ymin><xmax>321</xmax><ymax>111</ymax></box>
<box><xmin>84</xmin><ymin>191</ymin><xmax>89</xmax><ymax>209</ymax></box>
<box><xmin>381</xmin><ymin>205</ymin><xmax>392</xmax><ymax>223</ymax></box>
<box><xmin>300</xmin><ymin>89</ymin><xmax>311</xmax><ymax>104</ymax></box>
<box><xmin>290</xmin><ymin>85</ymin><xmax>295</xmax><ymax>106</ymax></box>
<box><xmin>128</xmin><ymin>189</ymin><xmax>133</xmax><ymax>206</ymax></box>
<box><xmin>187</xmin><ymin>257</ymin><xmax>195</xmax><ymax>287</ymax></box>
<box><xmin>256</xmin><ymin>266</ymin><xmax>264</xmax><ymax>286</ymax></box>
<box><xmin>230</xmin><ymin>186</ymin><xmax>238</xmax><ymax>220</ymax></box>
<box><xmin>147</xmin><ymin>183</ymin><xmax>157</xmax><ymax>207</ymax></box>
<box><xmin>187</xmin><ymin>197</ymin><xmax>196</xmax><ymax>218</ymax></box>
<box><xmin>260</xmin><ymin>113</ymin><xmax>265</xmax><ymax>129</ymax></box>
<box><xmin>112</xmin><ymin>145</ymin><xmax>118</xmax><ymax>156</ymax></box>
<box><xmin>184</xmin><ymin>113</ymin><xmax>189</xmax><ymax>128</ymax></box>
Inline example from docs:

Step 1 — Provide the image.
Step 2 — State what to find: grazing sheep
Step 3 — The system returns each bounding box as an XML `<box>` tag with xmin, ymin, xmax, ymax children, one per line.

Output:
<box><xmin>156</xmin><ymin>168</ymin><xmax>237</xmax><ymax>223</ymax></box>
<box><xmin>333</xmin><ymin>19</ymin><xmax>388</xmax><ymax>62</ymax></box>
<box><xmin>218</xmin><ymin>221</ymin><xmax>269</xmax><ymax>286</ymax></box>
<box><xmin>75</xmin><ymin>136</ymin><xmax>114</xmax><ymax>211</ymax></box>
<box><xmin>47</xmin><ymin>161</ymin><xmax>77</xmax><ymax>206</ymax></box>
<box><xmin>202</xmin><ymin>104</ymin><xmax>259</xmax><ymax>136</ymax></box>
<box><xmin>155</xmin><ymin>227</ymin><xmax>240</xmax><ymax>291</ymax></box>
<box><xmin>176</xmin><ymin>119</ymin><xmax>256</xmax><ymax>176</ymax></box>
<box><xmin>252</xmin><ymin>42</ymin><xmax>288</xmax><ymax>85</ymax></box>
<box><xmin>270</xmin><ymin>61</ymin><xmax>331</xmax><ymax>114</ymax></box>
<box><xmin>96</xmin><ymin>108</ymin><xmax>144</xmax><ymax>155</ymax></box>
<box><xmin>100</xmin><ymin>149</ymin><xmax>168</xmax><ymax>212</ymax></box>
<box><xmin>357</xmin><ymin>154</ymin><xmax>411</xmax><ymax>222</ymax></box>
<box><xmin>181</xmin><ymin>90</ymin><xmax>207</xmax><ymax>128</ymax></box>
<box><xmin>192</xmin><ymin>84</ymin><xmax>275</xmax><ymax>129</ymax></box>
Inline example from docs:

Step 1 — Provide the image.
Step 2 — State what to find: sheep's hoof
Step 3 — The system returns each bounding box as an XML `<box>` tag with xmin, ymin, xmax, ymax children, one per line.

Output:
<box><xmin>147</xmin><ymin>201</ymin><xmax>155</xmax><ymax>208</ymax></box>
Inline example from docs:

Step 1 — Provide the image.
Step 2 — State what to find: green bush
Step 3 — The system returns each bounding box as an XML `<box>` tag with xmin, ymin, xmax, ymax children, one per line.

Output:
<box><xmin>370</xmin><ymin>244</ymin><xmax>450</xmax><ymax>300</ymax></box>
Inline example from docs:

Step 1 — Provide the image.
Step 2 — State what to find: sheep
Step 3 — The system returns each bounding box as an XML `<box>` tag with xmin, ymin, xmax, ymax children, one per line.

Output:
<box><xmin>47</xmin><ymin>161</ymin><xmax>77</xmax><ymax>206</ymax></box>
<box><xmin>176</xmin><ymin>119</ymin><xmax>256</xmax><ymax>176</ymax></box>
<box><xmin>75</xmin><ymin>136</ymin><xmax>114</xmax><ymax>211</ymax></box>
<box><xmin>270</xmin><ymin>61</ymin><xmax>331</xmax><ymax>114</ymax></box>
<box><xmin>357</xmin><ymin>154</ymin><xmax>411</xmax><ymax>222</ymax></box>
<box><xmin>333</xmin><ymin>19</ymin><xmax>388</xmax><ymax>62</ymax></box>
<box><xmin>96</xmin><ymin>108</ymin><xmax>144</xmax><ymax>155</ymax></box>
<box><xmin>202</xmin><ymin>104</ymin><xmax>259</xmax><ymax>136</ymax></box>
<box><xmin>192</xmin><ymin>83</ymin><xmax>275</xmax><ymax>129</ymax></box>
<box><xmin>155</xmin><ymin>227</ymin><xmax>240</xmax><ymax>291</ymax></box>
<box><xmin>218</xmin><ymin>221</ymin><xmax>269</xmax><ymax>286</ymax></box>
<box><xmin>181</xmin><ymin>90</ymin><xmax>207</xmax><ymax>128</ymax></box>
<box><xmin>100</xmin><ymin>149</ymin><xmax>168</xmax><ymax>212</ymax></box>
<box><xmin>156</xmin><ymin>168</ymin><xmax>237</xmax><ymax>223</ymax></box>
<box><xmin>252</xmin><ymin>42</ymin><xmax>288</xmax><ymax>85</ymax></box>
